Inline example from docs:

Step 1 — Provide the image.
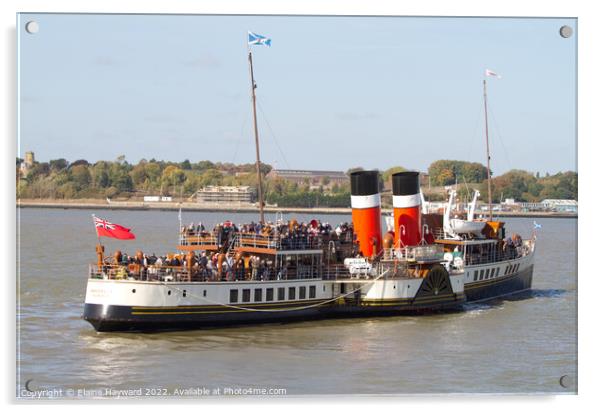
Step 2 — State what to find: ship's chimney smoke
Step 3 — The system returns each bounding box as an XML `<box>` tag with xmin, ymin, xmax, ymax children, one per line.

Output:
<box><xmin>350</xmin><ymin>170</ymin><xmax>382</xmax><ymax>257</ymax></box>
<box><xmin>392</xmin><ymin>171</ymin><xmax>422</xmax><ymax>247</ymax></box>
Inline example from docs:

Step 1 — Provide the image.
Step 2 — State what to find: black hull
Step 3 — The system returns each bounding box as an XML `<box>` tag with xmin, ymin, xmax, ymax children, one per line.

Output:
<box><xmin>83</xmin><ymin>301</ymin><xmax>327</xmax><ymax>332</ymax></box>
<box><xmin>464</xmin><ymin>264</ymin><xmax>534</xmax><ymax>303</ymax></box>
<box><xmin>83</xmin><ymin>295</ymin><xmax>466</xmax><ymax>332</ymax></box>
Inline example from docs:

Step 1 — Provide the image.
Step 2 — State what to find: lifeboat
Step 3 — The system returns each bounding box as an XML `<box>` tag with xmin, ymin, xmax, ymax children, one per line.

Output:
<box><xmin>448</xmin><ymin>218</ymin><xmax>486</xmax><ymax>236</ymax></box>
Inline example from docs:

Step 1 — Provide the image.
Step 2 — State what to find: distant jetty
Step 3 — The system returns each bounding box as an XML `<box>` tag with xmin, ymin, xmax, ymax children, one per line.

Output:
<box><xmin>17</xmin><ymin>198</ymin><xmax>577</xmax><ymax>218</ymax></box>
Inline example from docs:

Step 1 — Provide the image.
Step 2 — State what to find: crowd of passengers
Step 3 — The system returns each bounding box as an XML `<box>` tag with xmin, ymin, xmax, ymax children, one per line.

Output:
<box><xmin>103</xmin><ymin>249</ymin><xmax>304</xmax><ymax>282</ymax></box>
<box><xmin>99</xmin><ymin>219</ymin><xmax>354</xmax><ymax>281</ymax></box>
<box><xmin>181</xmin><ymin>219</ymin><xmax>355</xmax><ymax>250</ymax></box>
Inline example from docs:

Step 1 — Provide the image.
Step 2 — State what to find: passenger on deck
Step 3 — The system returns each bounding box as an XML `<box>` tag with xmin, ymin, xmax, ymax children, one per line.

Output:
<box><xmin>251</xmin><ymin>256</ymin><xmax>260</xmax><ymax>280</ymax></box>
<box><xmin>503</xmin><ymin>236</ymin><xmax>516</xmax><ymax>259</ymax></box>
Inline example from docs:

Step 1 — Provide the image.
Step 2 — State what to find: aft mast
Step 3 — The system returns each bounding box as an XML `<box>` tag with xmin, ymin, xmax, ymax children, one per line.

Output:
<box><xmin>483</xmin><ymin>78</ymin><xmax>493</xmax><ymax>221</ymax></box>
<box><xmin>482</xmin><ymin>69</ymin><xmax>500</xmax><ymax>222</ymax></box>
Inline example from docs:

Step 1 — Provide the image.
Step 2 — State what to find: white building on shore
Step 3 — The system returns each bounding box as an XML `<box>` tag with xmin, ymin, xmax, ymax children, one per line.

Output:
<box><xmin>195</xmin><ymin>186</ymin><xmax>256</xmax><ymax>205</ymax></box>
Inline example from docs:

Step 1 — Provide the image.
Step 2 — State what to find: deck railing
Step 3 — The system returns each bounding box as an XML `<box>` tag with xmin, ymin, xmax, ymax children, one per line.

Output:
<box><xmin>462</xmin><ymin>242</ymin><xmax>532</xmax><ymax>266</ymax></box>
<box><xmin>88</xmin><ymin>263</ymin><xmax>325</xmax><ymax>283</ymax></box>
<box><xmin>382</xmin><ymin>245</ymin><xmax>444</xmax><ymax>262</ymax></box>
<box><xmin>179</xmin><ymin>232</ymin><xmax>219</xmax><ymax>248</ymax></box>
<box><xmin>179</xmin><ymin>230</ymin><xmax>353</xmax><ymax>253</ymax></box>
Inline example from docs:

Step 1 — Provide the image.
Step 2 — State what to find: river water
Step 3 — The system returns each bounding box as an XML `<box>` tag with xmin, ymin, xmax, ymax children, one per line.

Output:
<box><xmin>16</xmin><ymin>208</ymin><xmax>577</xmax><ymax>397</ymax></box>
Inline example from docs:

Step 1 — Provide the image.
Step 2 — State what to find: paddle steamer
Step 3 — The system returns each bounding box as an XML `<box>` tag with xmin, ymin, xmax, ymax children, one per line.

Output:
<box><xmin>82</xmin><ymin>39</ymin><xmax>535</xmax><ymax>332</ymax></box>
<box><xmin>84</xmin><ymin>171</ymin><xmax>467</xmax><ymax>331</ymax></box>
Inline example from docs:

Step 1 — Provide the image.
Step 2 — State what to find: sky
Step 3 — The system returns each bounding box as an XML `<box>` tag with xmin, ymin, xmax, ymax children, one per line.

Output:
<box><xmin>17</xmin><ymin>13</ymin><xmax>577</xmax><ymax>176</ymax></box>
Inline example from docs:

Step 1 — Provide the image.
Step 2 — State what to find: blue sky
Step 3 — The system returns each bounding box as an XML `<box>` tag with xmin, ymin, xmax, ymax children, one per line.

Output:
<box><xmin>18</xmin><ymin>13</ymin><xmax>576</xmax><ymax>175</ymax></box>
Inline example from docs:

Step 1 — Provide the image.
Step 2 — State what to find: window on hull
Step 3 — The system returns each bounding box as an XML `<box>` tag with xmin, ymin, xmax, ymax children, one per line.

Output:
<box><xmin>299</xmin><ymin>286</ymin><xmax>306</xmax><ymax>300</ymax></box>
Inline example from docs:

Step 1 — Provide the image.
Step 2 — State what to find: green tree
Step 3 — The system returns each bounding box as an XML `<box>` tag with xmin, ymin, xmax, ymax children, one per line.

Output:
<box><xmin>108</xmin><ymin>162</ymin><xmax>133</xmax><ymax>193</ymax></box>
<box><xmin>199</xmin><ymin>169</ymin><xmax>223</xmax><ymax>187</ymax></box>
<box><xmin>70</xmin><ymin>164</ymin><xmax>91</xmax><ymax>190</ymax></box>
<box><xmin>27</xmin><ymin>162</ymin><xmax>50</xmax><ymax>181</ymax></box>
<box><xmin>144</xmin><ymin>162</ymin><xmax>162</xmax><ymax>184</ymax></box>
<box><xmin>49</xmin><ymin>158</ymin><xmax>68</xmax><ymax>172</ymax></box>
<box><xmin>180</xmin><ymin>159</ymin><xmax>192</xmax><ymax>170</ymax></box>
<box><xmin>130</xmin><ymin>163</ymin><xmax>148</xmax><ymax>187</ymax></box>
<box><xmin>91</xmin><ymin>162</ymin><xmax>110</xmax><ymax>189</ymax></box>
<box><xmin>428</xmin><ymin>160</ymin><xmax>488</xmax><ymax>186</ymax></box>
<box><xmin>161</xmin><ymin>165</ymin><xmax>186</xmax><ymax>194</ymax></box>
<box><xmin>382</xmin><ymin>166</ymin><xmax>407</xmax><ymax>183</ymax></box>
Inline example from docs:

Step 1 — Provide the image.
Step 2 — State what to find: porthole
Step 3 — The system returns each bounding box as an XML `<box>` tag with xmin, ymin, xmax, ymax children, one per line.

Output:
<box><xmin>168</xmin><ymin>290</ymin><xmax>172</xmax><ymax>296</ymax></box>
<box><xmin>203</xmin><ymin>290</ymin><xmax>207</xmax><ymax>297</ymax></box>
<box><xmin>131</xmin><ymin>289</ymin><xmax>136</xmax><ymax>293</ymax></box>
<box><xmin>183</xmin><ymin>290</ymin><xmax>187</xmax><ymax>297</ymax></box>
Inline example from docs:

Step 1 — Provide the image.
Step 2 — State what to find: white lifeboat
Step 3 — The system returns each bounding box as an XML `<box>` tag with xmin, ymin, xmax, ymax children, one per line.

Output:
<box><xmin>448</xmin><ymin>218</ymin><xmax>486</xmax><ymax>236</ymax></box>
<box><xmin>444</xmin><ymin>189</ymin><xmax>486</xmax><ymax>238</ymax></box>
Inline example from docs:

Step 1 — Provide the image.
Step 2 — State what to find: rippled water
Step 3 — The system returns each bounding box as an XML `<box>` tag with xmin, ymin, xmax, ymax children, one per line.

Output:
<box><xmin>16</xmin><ymin>208</ymin><xmax>577</xmax><ymax>396</ymax></box>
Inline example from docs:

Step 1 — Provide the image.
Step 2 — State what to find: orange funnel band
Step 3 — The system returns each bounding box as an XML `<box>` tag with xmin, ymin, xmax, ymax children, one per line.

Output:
<box><xmin>392</xmin><ymin>171</ymin><xmax>422</xmax><ymax>247</ymax></box>
<box><xmin>350</xmin><ymin>170</ymin><xmax>382</xmax><ymax>257</ymax></box>
<box><xmin>351</xmin><ymin>195</ymin><xmax>382</xmax><ymax>257</ymax></box>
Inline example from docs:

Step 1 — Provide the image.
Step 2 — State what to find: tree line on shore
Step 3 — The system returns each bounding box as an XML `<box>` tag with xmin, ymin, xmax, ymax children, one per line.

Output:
<box><xmin>16</xmin><ymin>156</ymin><xmax>577</xmax><ymax>206</ymax></box>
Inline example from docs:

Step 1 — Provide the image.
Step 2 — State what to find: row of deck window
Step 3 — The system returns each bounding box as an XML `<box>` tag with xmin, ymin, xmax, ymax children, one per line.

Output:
<box><xmin>229</xmin><ymin>285</ymin><xmax>317</xmax><ymax>303</ymax></box>
<box><xmin>473</xmin><ymin>263</ymin><xmax>521</xmax><ymax>282</ymax></box>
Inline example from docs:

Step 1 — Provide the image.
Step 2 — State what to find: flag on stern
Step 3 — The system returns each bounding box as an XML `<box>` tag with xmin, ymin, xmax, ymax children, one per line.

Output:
<box><xmin>248</xmin><ymin>31</ymin><xmax>272</xmax><ymax>47</ymax></box>
<box><xmin>485</xmin><ymin>69</ymin><xmax>502</xmax><ymax>79</ymax></box>
<box><xmin>93</xmin><ymin>215</ymin><xmax>136</xmax><ymax>240</ymax></box>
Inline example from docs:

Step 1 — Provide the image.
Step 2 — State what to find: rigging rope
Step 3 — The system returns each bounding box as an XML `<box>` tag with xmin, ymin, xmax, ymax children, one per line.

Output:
<box><xmin>256</xmin><ymin>100</ymin><xmax>292</xmax><ymax>169</ymax></box>
<box><xmin>162</xmin><ymin>270</ymin><xmax>389</xmax><ymax>313</ymax></box>
<box><xmin>231</xmin><ymin>104</ymin><xmax>251</xmax><ymax>165</ymax></box>
<box><xmin>487</xmin><ymin>103</ymin><xmax>513</xmax><ymax>174</ymax></box>
<box><xmin>466</xmin><ymin>100</ymin><xmax>484</xmax><ymax>164</ymax></box>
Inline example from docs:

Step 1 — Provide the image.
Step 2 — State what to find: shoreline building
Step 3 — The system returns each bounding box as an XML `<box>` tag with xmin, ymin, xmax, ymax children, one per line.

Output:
<box><xmin>195</xmin><ymin>186</ymin><xmax>256</xmax><ymax>206</ymax></box>
<box><xmin>541</xmin><ymin>199</ymin><xmax>578</xmax><ymax>213</ymax></box>
<box><xmin>266</xmin><ymin>169</ymin><xmax>348</xmax><ymax>191</ymax></box>
<box><xmin>19</xmin><ymin>151</ymin><xmax>35</xmax><ymax>178</ymax></box>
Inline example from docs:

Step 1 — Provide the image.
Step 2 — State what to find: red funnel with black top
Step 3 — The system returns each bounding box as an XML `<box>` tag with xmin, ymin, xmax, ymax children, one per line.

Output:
<box><xmin>392</xmin><ymin>171</ymin><xmax>422</xmax><ymax>247</ymax></box>
<box><xmin>350</xmin><ymin>170</ymin><xmax>382</xmax><ymax>257</ymax></box>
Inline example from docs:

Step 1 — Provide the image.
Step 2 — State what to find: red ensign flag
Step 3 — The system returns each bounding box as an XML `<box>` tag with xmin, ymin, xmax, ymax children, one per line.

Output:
<box><xmin>93</xmin><ymin>216</ymin><xmax>136</xmax><ymax>240</ymax></box>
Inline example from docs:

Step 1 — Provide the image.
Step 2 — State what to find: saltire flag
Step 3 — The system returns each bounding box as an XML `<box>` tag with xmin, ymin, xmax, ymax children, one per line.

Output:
<box><xmin>248</xmin><ymin>31</ymin><xmax>271</xmax><ymax>47</ymax></box>
<box><xmin>533</xmin><ymin>221</ymin><xmax>542</xmax><ymax>230</ymax></box>
<box><xmin>93</xmin><ymin>215</ymin><xmax>136</xmax><ymax>240</ymax></box>
<box><xmin>485</xmin><ymin>69</ymin><xmax>502</xmax><ymax>79</ymax></box>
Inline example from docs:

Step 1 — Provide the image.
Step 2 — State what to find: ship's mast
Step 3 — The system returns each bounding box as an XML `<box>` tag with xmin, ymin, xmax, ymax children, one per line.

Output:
<box><xmin>483</xmin><ymin>79</ymin><xmax>493</xmax><ymax>221</ymax></box>
<box><xmin>248</xmin><ymin>51</ymin><xmax>265</xmax><ymax>224</ymax></box>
